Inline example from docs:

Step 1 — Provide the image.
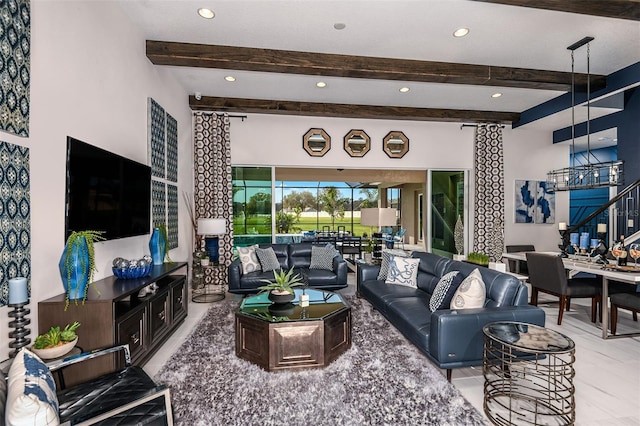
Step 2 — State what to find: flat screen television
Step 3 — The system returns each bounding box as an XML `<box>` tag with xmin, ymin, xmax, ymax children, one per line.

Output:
<box><xmin>65</xmin><ymin>137</ymin><xmax>151</xmax><ymax>240</ymax></box>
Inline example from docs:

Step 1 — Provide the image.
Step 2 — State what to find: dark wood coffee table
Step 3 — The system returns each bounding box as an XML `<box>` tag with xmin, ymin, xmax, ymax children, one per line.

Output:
<box><xmin>235</xmin><ymin>289</ymin><xmax>351</xmax><ymax>371</ymax></box>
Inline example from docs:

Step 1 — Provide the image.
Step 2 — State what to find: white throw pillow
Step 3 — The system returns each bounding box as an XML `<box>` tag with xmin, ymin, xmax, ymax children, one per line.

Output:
<box><xmin>385</xmin><ymin>257</ymin><xmax>420</xmax><ymax>287</ymax></box>
<box><xmin>377</xmin><ymin>249</ymin><xmax>410</xmax><ymax>281</ymax></box>
<box><xmin>237</xmin><ymin>244</ymin><xmax>261</xmax><ymax>274</ymax></box>
<box><xmin>450</xmin><ymin>268</ymin><xmax>486</xmax><ymax>310</ymax></box>
<box><xmin>6</xmin><ymin>348</ymin><xmax>59</xmax><ymax>426</ymax></box>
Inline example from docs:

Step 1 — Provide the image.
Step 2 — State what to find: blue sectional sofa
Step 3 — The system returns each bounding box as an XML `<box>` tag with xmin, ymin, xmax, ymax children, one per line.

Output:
<box><xmin>357</xmin><ymin>251</ymin><xmax>545</xmax><ymax>381</ymax></box>
<box><xmin>228</xmin><ymin>243</ymin><xmax>348</xmax><ymax>294</ymax></box>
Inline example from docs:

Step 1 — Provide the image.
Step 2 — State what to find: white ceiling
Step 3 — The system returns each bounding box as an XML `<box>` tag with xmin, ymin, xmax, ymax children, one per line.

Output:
<box><xmin>119</xmin><ymin>0</ymin><xmax>640</xmax><ymax>133</ymax></box>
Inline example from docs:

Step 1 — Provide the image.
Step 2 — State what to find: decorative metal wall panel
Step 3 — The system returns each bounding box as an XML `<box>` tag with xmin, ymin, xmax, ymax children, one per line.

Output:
<box><xmin>0</xmin><ymin>141</ymin><xmax>30</xmax><ymax>306</ymax></box>
<box><xmin>147</xmin><ymin>98</ymin><xmax>179</xmax><ymax>250</ymax></box>
<box><xmin>473</xmin><ymin>125</ymin><xmax>504</xmax><ymax>261</ymax></box>
<box><xmin>152</xmin><ymin>180</ymin><xmax>166</xmax><ymax>229</ymax></box>
<box><xmin>0</xmin><ymin>0</ymin><xmax>31</xmax><ymax>137</ymax></box>
<box><xmin>194</xmin><ymin>112</ymin><xmax>233</xmax><ymax>284</ymax></box>
<box><xmin>166</xmin><ymin>113</ymin><xmax>178</xmax><ymax>182</ymax></box>
<box><xmin>148</xmin><ymin>98</ymin><xmax>166</xmax><ymax>178</ymax></box>
<box><xmin>167</xmin><ymin>184</ymin><xmax>178</xmax><ymax>249</ymax></box>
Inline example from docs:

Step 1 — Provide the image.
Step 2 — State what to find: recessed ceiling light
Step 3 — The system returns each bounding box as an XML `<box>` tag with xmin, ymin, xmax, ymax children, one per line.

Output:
<box><xmin>224</xmin><ymin>76</ymin><xmax>236</xmax><ymax>82</ymax></box>
<box><xmin>198</xmin><ymin>8</ymin><xmax>215</xmax><ymax>19</ymax></box>
<box><xmin>316</xmin><ymin>81</ymin><xmax>327</xmax><ymax>88</ymax></box>
<box><xmin>491</xmin><ymin>92</ymin><xmax>502</xmax><ymax>98</ymax></box>
<box><xmin>334</xmin><ymin>23</ymin><xmax>346</xmax><ymax>30</ymax></box>
<box><xmin>453</xmin><ymin>28</ymin><xmax>469</xmax><ymax>37</ymax></box>
<box><xmin>399</xmin><ymin>87</ymin><xmax>410</xmax><ymax>93</ymax></box>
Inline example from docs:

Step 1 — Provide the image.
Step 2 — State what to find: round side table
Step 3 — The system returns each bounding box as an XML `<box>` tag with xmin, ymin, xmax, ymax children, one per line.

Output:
<box><xmin>192</xmin><ymin>263</ymin><xmax>226</xmax><ymax>303</ymax></box>
<box><xmin>483</xmin><ymin>321</ymin><xmax>575</xmax><ymax>425</ymax></box>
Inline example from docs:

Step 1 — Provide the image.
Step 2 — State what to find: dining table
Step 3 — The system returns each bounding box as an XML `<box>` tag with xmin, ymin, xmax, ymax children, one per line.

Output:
<box><xmin>502</xmin><ymin>251</ymin><xmax>640</xmax><ymax>339</ymax></box>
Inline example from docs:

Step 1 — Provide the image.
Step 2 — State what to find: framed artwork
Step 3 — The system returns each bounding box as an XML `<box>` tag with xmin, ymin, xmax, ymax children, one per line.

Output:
<box><xmin>514</xmin><ymin>180</ymin><xmax>555</xmax><ymax>224</ymax></box>
<box><xmin>515</xmin><ymin>180</ymin><xmax>536</xmax><ymax>223</ymax></box>
<box><xmin>534</xmin><ymin>181</ymin><xmax>555</xmax><ymax>224</ymax></box>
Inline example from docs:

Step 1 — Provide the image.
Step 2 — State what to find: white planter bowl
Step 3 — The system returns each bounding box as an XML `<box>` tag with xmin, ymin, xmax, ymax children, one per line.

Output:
<box><xmin>31</xmin><ymin>337</ymin><xmax>78</xmax><ymax>360</ymax></box>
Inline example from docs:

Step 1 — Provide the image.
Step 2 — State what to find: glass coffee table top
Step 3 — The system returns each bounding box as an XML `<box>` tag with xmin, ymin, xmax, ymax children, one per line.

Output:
<box><xmin>483</xmin><ymin>321</ymin><xmax>575</xmax><ymax>354</ymax></box>
<box><xmin>239</xmin><ymin>288</ymin><xmax>349</xmax><ymax>322</ymax></box>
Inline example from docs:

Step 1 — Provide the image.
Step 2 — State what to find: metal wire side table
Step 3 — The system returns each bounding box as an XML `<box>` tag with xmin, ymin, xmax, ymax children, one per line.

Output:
<box><xmin>483</xmin><ymin>321</ymin><xmax>576</xmax><ymax>425</ymax></box>
<box><xmin>192</xmin><ymin>263</ymin><xmax>226</xmax><ymax>303</ymax></box>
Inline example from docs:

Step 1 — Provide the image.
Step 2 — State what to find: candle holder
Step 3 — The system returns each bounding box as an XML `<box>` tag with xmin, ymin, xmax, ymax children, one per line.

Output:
<box><xmin>594</xmin><ymin>232</ymin><xmax>609</xmax><ymax>264</ymax></box>
<box><xmin>8</xmin><ymin>300</ymin><xmax>31</xmax><ymax>358</ymax></box>
<box><xmin>558</xmin><ymin>230</ymin><xmax>570</xmax><ymax>258</ymax></box>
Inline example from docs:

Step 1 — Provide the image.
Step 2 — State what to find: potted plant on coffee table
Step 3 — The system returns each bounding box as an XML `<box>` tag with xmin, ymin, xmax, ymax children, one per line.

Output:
<box><xmin>258</xmin><ymin>268</ymin><xmax>304</xmax><ymax>304</ymax></box>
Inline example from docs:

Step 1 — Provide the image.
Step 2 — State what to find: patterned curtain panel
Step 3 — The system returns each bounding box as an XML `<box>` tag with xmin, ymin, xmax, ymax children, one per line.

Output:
<box><xmin>473</xmin><ymin>124</ymin><xmax>504</xmax><ymax>261</ymax></box>
<box><xmin>193</xmin><ymin>112</ymin><xmax>233</xmax><ymax>284</ymax></box>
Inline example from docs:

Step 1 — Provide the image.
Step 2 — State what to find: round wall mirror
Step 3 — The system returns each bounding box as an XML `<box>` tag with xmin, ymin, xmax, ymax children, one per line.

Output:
<box><xmin>303</xmin><ymin>128</ymin><xmax>331</xmax><ymax>157</ymax></box>
<box><xmin>383</xmin><ymin>131</ymin><xmax>409</xmax><ymax>158</ymax></box>
<box><xmin>344</xmin><ymin>129</ymin><xmax>371</xmax><ymax>157</ymax></box>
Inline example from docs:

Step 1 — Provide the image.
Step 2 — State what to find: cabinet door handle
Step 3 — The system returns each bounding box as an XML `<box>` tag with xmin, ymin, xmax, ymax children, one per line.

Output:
<box><xmin>131</xmin><ymin>332</ymin><xmax>140</xmax><ymax>345</ymax></box>
<box><xmin>176</xmin><ymin>296</ymin><xmax>182</xmax><ymax>305</ymax></box>
<box><xmin>158</xmin><ymin>311</ymin><xmax>166</xmax><ymax>321</ymax></box>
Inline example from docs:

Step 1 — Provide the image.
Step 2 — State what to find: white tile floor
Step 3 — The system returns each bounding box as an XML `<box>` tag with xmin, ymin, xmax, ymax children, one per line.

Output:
<box><xmin>144</xmin><ymin>273</ymin><xmax>640</xmax><ymax>425</ymax></box>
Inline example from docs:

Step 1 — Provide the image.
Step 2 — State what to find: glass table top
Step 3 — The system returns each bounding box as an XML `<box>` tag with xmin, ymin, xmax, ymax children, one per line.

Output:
<box><xmin>483</xmin><ymin>321</ymin><xmax>575</xmax><ymax>354</ymax></box>
<box><xmin>238</xmin><ymin>288</ymin><xmax>349</xmax><ymax>322</ymax></box>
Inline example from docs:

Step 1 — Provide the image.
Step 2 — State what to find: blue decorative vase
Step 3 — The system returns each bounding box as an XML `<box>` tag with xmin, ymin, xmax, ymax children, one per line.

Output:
<box><xmin>149</xmin><ymin>228</ymin><xmax>166</xmax><ymax>265</ymax></box>
<box><xmin>59</xmin><ymin>236</ymin><xmax>90</xmax><ymax>301</ymax></box>
<box><xmin>205</xmin><ymin>236</ymin><xmax>220</xmax><ymax>264</ymax></box>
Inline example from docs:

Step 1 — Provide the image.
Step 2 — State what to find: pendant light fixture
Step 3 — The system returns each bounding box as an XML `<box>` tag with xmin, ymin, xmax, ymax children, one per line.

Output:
<box><xmin>546</xmin><ymin>37</ymin><xmax>624</xmax><ymax>191</ymax></box>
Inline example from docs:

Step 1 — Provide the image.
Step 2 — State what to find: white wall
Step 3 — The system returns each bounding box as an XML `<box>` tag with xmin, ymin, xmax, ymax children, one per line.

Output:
<box><xmin>0</xmin><ymin>1</ymin><xmax>192</xmax><ymax>360</ymax></box>
<box><xmin>231</xmin><ymin>114</ymin><xmax>566</xmax><ymax>252</ymax></box>
<box><xmin>503</xmin><ymin>128</ymin><xmax>570</xmax><ymax>252</ymax></box>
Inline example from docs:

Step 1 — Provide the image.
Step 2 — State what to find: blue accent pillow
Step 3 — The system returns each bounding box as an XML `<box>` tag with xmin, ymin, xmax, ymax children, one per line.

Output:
<box><xmin>429</xmin><ymin>271</ymin><xmax>464</xmax><ymax>312</ymax></box>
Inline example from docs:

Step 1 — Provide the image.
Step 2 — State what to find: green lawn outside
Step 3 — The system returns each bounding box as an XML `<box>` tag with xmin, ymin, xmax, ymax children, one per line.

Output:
<box><xmin>233</xmin><ymin>215</ymin><xmax>373</xmax><ymax>237</ymax></box>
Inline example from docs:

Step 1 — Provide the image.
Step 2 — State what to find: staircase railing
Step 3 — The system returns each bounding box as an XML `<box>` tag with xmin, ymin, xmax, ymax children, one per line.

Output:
<box><xmin>564</xmin><ymin>179</ymin><xmax>640</xmax><ymax>247</ymax></box>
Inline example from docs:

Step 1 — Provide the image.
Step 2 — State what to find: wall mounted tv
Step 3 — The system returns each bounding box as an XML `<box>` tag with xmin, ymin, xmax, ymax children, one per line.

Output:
<box><xmin>65</xmin><ymin>137</ymin><xmax>151</xmax><ymax>240</ymax></box>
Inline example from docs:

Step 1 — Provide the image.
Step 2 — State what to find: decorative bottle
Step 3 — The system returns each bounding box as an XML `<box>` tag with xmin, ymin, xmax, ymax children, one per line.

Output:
<box><xmin>617</xmin><ymin>235</ymin><xmax>628</xmax><ymax>267</ymax></box>
<box><xmin>149</xmin><ymin>228</ymin><xmax>165</xmax><ymax>265</ymax></box>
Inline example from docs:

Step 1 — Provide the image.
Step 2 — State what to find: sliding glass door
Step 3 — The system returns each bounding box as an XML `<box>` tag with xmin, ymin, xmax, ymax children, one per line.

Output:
<box><xmin>429</xmin><ymin>170</ymin><xmax>468</xmax><ymax>258</ymax></box>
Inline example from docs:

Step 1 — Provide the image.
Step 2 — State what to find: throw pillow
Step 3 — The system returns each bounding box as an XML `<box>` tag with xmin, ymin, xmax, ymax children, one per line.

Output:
<box><xmin>429</xmin><ymin>271</ymin><xmax>464</xmax><ymax>312</ymax></box>
<box><xmin>377</xmin><ymin>249</ymin><xmax>410</xmax><ymax>281</ymax></box>
<box><xmin>256</xmin><ymin>247</ymin><xmax>281</xmax><ymax>272</ymax></box>
<box><xmin>0</xmin><ymin>368</ymin><xmax>6</xmax><ymax>422</ymax></box>
<box><xmin>385</xmin><ymin>257</ymin><xmax>420</xmax><ymax>287</ymax></box>
<box><xmin>310</xmin><ymin>245</ymin><xmax>335</xmax><ymax>270</ymax></box>
<box><xmin>6</xmin><ymin>348</ymin><xmax>59</xmax><ymax>426</ymax></box>
<box><xmin>237</xmin><ymin>244</ymin><xmax>261</xmax><ymax>274</ymax></box>
<box><xmin>450</xmin><ymin>268</ymin><xmax>486</xmax><ymax>310</ymax></box>
<box><xmin>324</xmin><ymin>243</ymin><xmax>341</xmax><ymax>258</ymax></box>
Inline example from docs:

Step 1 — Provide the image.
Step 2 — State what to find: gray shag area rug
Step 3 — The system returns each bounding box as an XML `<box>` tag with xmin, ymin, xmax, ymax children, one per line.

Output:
<box><xmin>154</xmin><ymin>296</ymin><xmax>487</xmax><ymax>426</ymax></box>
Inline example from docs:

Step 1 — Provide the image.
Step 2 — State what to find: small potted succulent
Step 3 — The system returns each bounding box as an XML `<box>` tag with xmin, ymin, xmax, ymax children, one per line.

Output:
<box><xmin>258</xmin><ymin>268</ymin><xmax>304</xmax><ymax>304</ymax></box>
<box><xmin>31</xmin><ymin>322</ymin><xmax>81</xmax><ymax>359</ymax></box>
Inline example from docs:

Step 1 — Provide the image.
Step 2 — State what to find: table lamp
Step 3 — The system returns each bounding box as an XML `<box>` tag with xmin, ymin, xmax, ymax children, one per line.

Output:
<box><xmin>197</xmin><ymin>218</ymin><xmax>226</xmax><ymax>264</ymax></box>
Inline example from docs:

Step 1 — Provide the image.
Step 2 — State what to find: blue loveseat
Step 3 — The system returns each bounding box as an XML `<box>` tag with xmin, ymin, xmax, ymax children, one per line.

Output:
<box><xmin>228</xmin><ymin>243</ymin><xmax>348</xmax><ymax>294</ymax></box>
<box><xmin>357</xmin><ymin>251</ymin><xmax>545</xmax><ymax>381</ymax></box>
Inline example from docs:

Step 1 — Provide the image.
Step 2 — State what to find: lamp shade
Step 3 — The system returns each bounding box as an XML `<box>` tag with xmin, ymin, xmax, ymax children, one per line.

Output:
<box><xmin>197</xmin><ymin>218</ymin><xmax>226</xmax><ymax>235</ymax></box>
<box><xmin>360</xmin><ymin>208</ymin><xmax>397</xmax><ymax>227</ymax></box>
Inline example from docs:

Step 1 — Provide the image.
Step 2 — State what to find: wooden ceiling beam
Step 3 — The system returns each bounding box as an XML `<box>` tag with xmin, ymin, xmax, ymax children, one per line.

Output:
<box><xmin>147</xmin><ymin>41</ymin><xmax>604</xmax><ymax>91</ymax></box>
<box><xmin>189</xmin><ymin>96</ymin><xmax>520</xmax><ymax>124</ymax></box>
<box><xmin>469</xmin><ymin>0</ymin><xmax>640</xmax><ymax>21</ymax></box>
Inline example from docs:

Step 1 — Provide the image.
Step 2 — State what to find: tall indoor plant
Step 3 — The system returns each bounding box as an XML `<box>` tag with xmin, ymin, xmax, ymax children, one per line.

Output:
<box><xmin>59</xmin><ymin>230</ymin><xmax>105</xmax><ymax>309</ymax></box>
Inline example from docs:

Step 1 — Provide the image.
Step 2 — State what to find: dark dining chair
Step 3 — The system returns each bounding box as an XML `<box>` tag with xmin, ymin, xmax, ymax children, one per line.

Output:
<box><xmin>526</xmin><ymin>252</ymin><xmax>601</xmax><ymax>325</ymax></box>
<box><xmin>610</xmin><ymin>293</ymin><xmax>640</xmax><ymax>335</ymax></box>
<box><xmin>506</xmin><ymin>244</ymin><xmax>535</xmax><ymax>274</ymax></box>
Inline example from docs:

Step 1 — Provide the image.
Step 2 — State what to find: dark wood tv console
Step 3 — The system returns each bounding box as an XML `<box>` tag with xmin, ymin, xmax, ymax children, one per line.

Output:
<box><xmin>38</xmin><ymin>262</ymin><xmax>188</xmax><ymax>387</ymax></box>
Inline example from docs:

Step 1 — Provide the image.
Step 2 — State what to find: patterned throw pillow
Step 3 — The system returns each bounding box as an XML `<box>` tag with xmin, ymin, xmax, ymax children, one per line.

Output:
<box><xmin>377</xmin><ymin>249</ymin><xmax>410</xmax><ymax>281</ymax></box>
<box><xmin>237</xmin><ymin>244</ymin><xmax>261</xmax><ymax>274</ymax></box>
<box><xmin>256</xmin><ymin>247</ymin><xmax>281</xmax><ymax>272</ymax></box>
<box><xmin>385</xmin><ymin>257</ymin><xmax>420</xmax><ymax>287</ymax></box>
<box><xmin>324</xmin><ymin>243</ymin><xmax>341</xmax><ymax>258</ymax></box>
<box><xmin>450</xmin><ymin>268</ymin><xmax>486</xmax><ymax>310</ymax></box>
<box><xmin>6</xmin><ymin>348</ymin><xmax>59</xmax><ymax>426</ymax></box>
<box><xmin>310</xmin><ymin>245</ymin><xmax>335</xmax><ymax>270</ymax></box>
<box><xmin>429</xmin><ymin>271</ymin><xmax>464</xmax><ymax>312</ymax></box>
